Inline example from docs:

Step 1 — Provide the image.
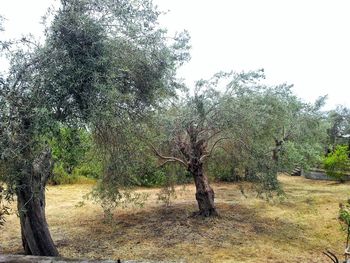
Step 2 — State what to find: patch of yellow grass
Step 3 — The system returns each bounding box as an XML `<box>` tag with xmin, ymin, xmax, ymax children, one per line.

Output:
<box><xmin>0</xmin><ymin>175</ymin><xmax>348</xmax><ymax>262</ymax></box>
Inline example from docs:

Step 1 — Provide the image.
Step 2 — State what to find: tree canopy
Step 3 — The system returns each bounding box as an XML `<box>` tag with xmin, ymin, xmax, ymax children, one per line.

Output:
<box><xmin>0</xmin><ymin>0</ymin><xmax>190</xmax><ymax>256</ymax></box>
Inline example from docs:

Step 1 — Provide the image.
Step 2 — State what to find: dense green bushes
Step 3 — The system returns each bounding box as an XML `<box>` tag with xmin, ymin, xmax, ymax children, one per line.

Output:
<box><xmin>50</xmin><ymin>163</ymin><xmax>98</xmax><ymax>185</ymax></box>
<box><xmin>49</xmin><ymin>127</ymin><xmax>101</xmax><ymax>185</ymax></box>
<box><xmin>207</xmin><ymin>149</ymin><xmax>238</xmax><ymax>182</ymax></box>
<box><xmin>48</xmin><ymin>126</ymin><xmax>191</xmax><ymax>186</ymax></box>
<box><xmin>323</xmin><ymin>145</ymin><xmax>350</xmax><ymax>181</ymax></box>
<box><xmin>135</xmin><ymin>163</ymin><xmax>191</xmax><ymax>187</ymax></box>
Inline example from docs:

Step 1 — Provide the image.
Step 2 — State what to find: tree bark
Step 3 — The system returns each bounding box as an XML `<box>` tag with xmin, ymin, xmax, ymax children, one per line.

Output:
<box><xmin>189</xmin><ymin>162</ymin><xmax>218</xmax><ymax>217</ymax></box>
<box><xmin>16</xmin><ymin>149</ymin><xmax>59</xmax><ymax>256</ymax></box>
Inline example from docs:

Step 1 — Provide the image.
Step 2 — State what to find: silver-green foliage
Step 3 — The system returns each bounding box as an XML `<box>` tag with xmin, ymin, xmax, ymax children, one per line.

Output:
<box><xmin>0</xmin><ymin>0</ymin><xmax>190</xmax><ymax>226</ymax></box>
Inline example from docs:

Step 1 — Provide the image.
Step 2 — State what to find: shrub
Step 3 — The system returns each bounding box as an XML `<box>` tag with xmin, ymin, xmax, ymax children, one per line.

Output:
<box><xmin>137</xmin><ymin>164</ymin><xmax>191</xmax><ymax>187</ymax></box>
<box><xmin>207</xmin><ymin>149</ymin><xmax>240</xmax><ymax>182</ymax></box>
<box><xmin>50</xmin><ymin>163</ymin><xmax>96</xmax><ymax>185</ymax></box>
<box><xmin>323</xmin><ymin>145</ymin><xmax>350</xmax><ymax>181</ymax></box>
<box><xmin>72</xmin><ymin>162</ymin><xmax>102</xmax><ymax>179</ymax></box>
<box><xmin>138</xmin><ymin>169</ymin><xmax>166</xmax><ymax>187</ymax></box>
<box><xmin>339</xmin><ymin>200</ymin><xmax>350</xmax><ymax>228</ymax></box>
<box><xmin>50</xmin><ymin>163</ymin><xmax>75</xmax><ymax>185</ymax></box>
<box><xmin>337</xmin><ymin>199</ymin><xmax>350</xmax><ymax>261</ymax></box>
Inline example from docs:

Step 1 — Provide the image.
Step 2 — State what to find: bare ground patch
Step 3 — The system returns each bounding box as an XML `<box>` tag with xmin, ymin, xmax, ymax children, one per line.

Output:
<box><xmin>0</xmin><ymin>175</ymin><xmax>348</xmax><ymax>262</ymax></box>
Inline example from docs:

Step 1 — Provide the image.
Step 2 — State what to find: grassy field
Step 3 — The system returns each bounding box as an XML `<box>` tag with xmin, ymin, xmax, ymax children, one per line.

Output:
<box><xmin>0</xmin><ymin>175</ymin><xmax>349</xmax><ymax>263</ymax></box>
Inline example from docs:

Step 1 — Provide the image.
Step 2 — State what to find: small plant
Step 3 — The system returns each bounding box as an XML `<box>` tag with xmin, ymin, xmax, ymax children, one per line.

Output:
<box><xmin>157</xmin><ymin>185</ymin><xmax>177</xmax><ymax>207</ymax></box>
<box><xmin>0</xmin><ymin>184</ymin><xmax>11</xmax><ymax>227</ymax></box>
<box><xmin>138</xmin><ymin>170</ymin><xmax>166</xmax><ymax>187</ymax></box>
<box><xmin>339</xmin><ymin>200</ymin><xmax>350</xmax><ymax>256</ymax></box>
<box><xmin>156</xmin><ymin>170</ymin><xmax>178</xmax><ymax>207</ymax></box>
<box><xmin>323</xmin><ymin>200</ymin><xmax>350</xmax><ymax>262</ymax></box>
<box><xmin>49</xmin><ymin>163</ymin><xmax>97</xmax><ymax>185</ymax></box>
<box><xmin>87</xmin><ymin>184</ymin><xmax>149</xmax><ymax>222</ymax></box>
<box><xmin>324</xmin><ymin>145</ymin><xmax>350</xmax><ymax>182</ymax></box>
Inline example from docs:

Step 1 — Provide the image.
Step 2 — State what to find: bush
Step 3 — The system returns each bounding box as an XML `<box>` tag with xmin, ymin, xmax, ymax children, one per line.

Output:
<box><xmin>207</xmin><ymin>149</ymin><xmax>240</xmax><ymax>182</ymax></box>
<box><xmin>323</xmin><ymin>145</ymin><xmax>350</xmax><ymax>181</ymax></box>
<box><xmin>50</xmin><ymin>163</ymin><xmax>96</xmax><ymax>185</ymax></box>
<box><xmin>136</xmin><ymin>164</ymin><xmax>191</xmax><ymax>187</ymax></box>
<box><xmin>339</xmin><ymin>199</ymin><xmax>350</xmax><ymax>227</ymax></box>
<box><xmin>138</xmin><ymin>170</ymin><xmax>166</xmax><ymax>187</ymax></box>
<box><xmin>338</xmin><ymin>199</ymin><xmax>350</xmax><ymax>261</ymax></box>
<box><xmin>50</xmin><ymin>163</ymin><xmax>74</xmax><ymax>185</ymax></box>
<box><xmin>72</xmin><ymin>162</ymin><xmax>102</xmax><ymax>179</ymax></box>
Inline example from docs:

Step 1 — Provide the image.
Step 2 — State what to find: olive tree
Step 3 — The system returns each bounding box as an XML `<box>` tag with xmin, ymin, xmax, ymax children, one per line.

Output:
<box><xmin>149</xmin><ymin>72</ymin><xmax>245</xmax><ymax>216</ymax></box>
<box><xmin>326</xmin><ymin>106</ymin><xmax>350</xmax><ymax>154</ymax></box>
<box><xmin>150</xmin><ymin>70</ymin><xmax>328</xmax><ymax>213</ymax></box>
<box><xmin>222</xmin><ymin>70</ymin><xmax>327</xmax><ymax>188</ymax></box>
<box><xmin>0</xmin><ymin>0</ymin><xmax>189</xmax><ymax>256</ymax></box>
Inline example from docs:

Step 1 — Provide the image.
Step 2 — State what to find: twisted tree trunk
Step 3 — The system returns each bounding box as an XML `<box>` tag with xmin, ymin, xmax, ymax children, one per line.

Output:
<box><xmin>182</xmin><ymin>125</ymin><xmax>218</xmax><ymax>217</ymax></box>
<box><xmin>190</xmin><ymin>163</ymin><xmax>217</xmax><ymax>217</ymax></box>
<box><xmin>152</xmin><ymin>123</ymin><xmax>218</xmax><ymax>217</ymax></box>
<box><xmin>16</xmin><ymin>149</ymin><xmax>59</xmax><ymax>256</ymax></box>
<box><xmin>187</xmin><ymin>130</ymin><xmax>218</xmax><ymax>217</ymax></box>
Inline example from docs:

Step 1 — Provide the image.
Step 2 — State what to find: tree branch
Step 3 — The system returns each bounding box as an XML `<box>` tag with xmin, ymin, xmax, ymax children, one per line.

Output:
<box><xmin>200</xmin><ymin>137</ymin><xmax>229</xmax><ymax>162</ymax></box>
<box><xmin>158</xmin><ymin>159</ymin><xmax>182</xmax><ymax>167</ymax></box>
<box><xmin>206</xmin><ymin>130</ymin><xmax>222</xmax><ymax>143</ymax></box>
<box><xmin>176</xmin><ymin>137</ymin><xmax>190</xmax><ymax>161</ymax></box>
<box><xmin>149</xmin><ymin>143</ymin><xmax>188</xmax><ymax>168</ymax></box>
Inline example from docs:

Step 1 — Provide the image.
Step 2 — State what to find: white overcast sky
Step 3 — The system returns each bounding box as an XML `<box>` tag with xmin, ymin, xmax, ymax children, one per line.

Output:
<box><xmin>1</xmin><ymin>0</ymin><xmax>349</xmax><ymax>109</ymax></box>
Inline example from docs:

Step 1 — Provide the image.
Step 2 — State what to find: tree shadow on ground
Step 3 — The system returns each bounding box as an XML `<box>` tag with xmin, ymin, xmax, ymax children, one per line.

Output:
<box><xmin>55</xmin><ymin>202</ymin><xmax>314</xmax><ymax>261</ymax></box>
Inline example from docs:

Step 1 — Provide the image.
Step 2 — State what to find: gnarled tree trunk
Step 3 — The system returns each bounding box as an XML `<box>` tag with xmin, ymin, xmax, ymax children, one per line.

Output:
<box><xmin>16</xmin><ymin>149</ymin><xmax>59</xmax><ymax>256</ymax></box>
<box><xmin>185</xmin><ymin>124</ymin><xmax>218</xmax><ymax>217</ymax></box>
<box><xmin>152</xmin><ymin>123</ymin><xmax>219</xmax><ymax>217</ymax></box>
<box><xmin>188</xmin><ymin>137</ymin><xmax>218</xmax><ymax>217</ymax></box>
<box><xmin>191</xmin><ymin>166</ymin><xmax>217</xmax><ymax>217</ymax></box>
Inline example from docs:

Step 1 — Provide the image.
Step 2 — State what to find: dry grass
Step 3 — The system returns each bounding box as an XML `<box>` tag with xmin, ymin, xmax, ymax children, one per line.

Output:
<box><xmin>0</xmin><ymin>175</ymin><xmax>349</xmax><ymax>262</ymax></box>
